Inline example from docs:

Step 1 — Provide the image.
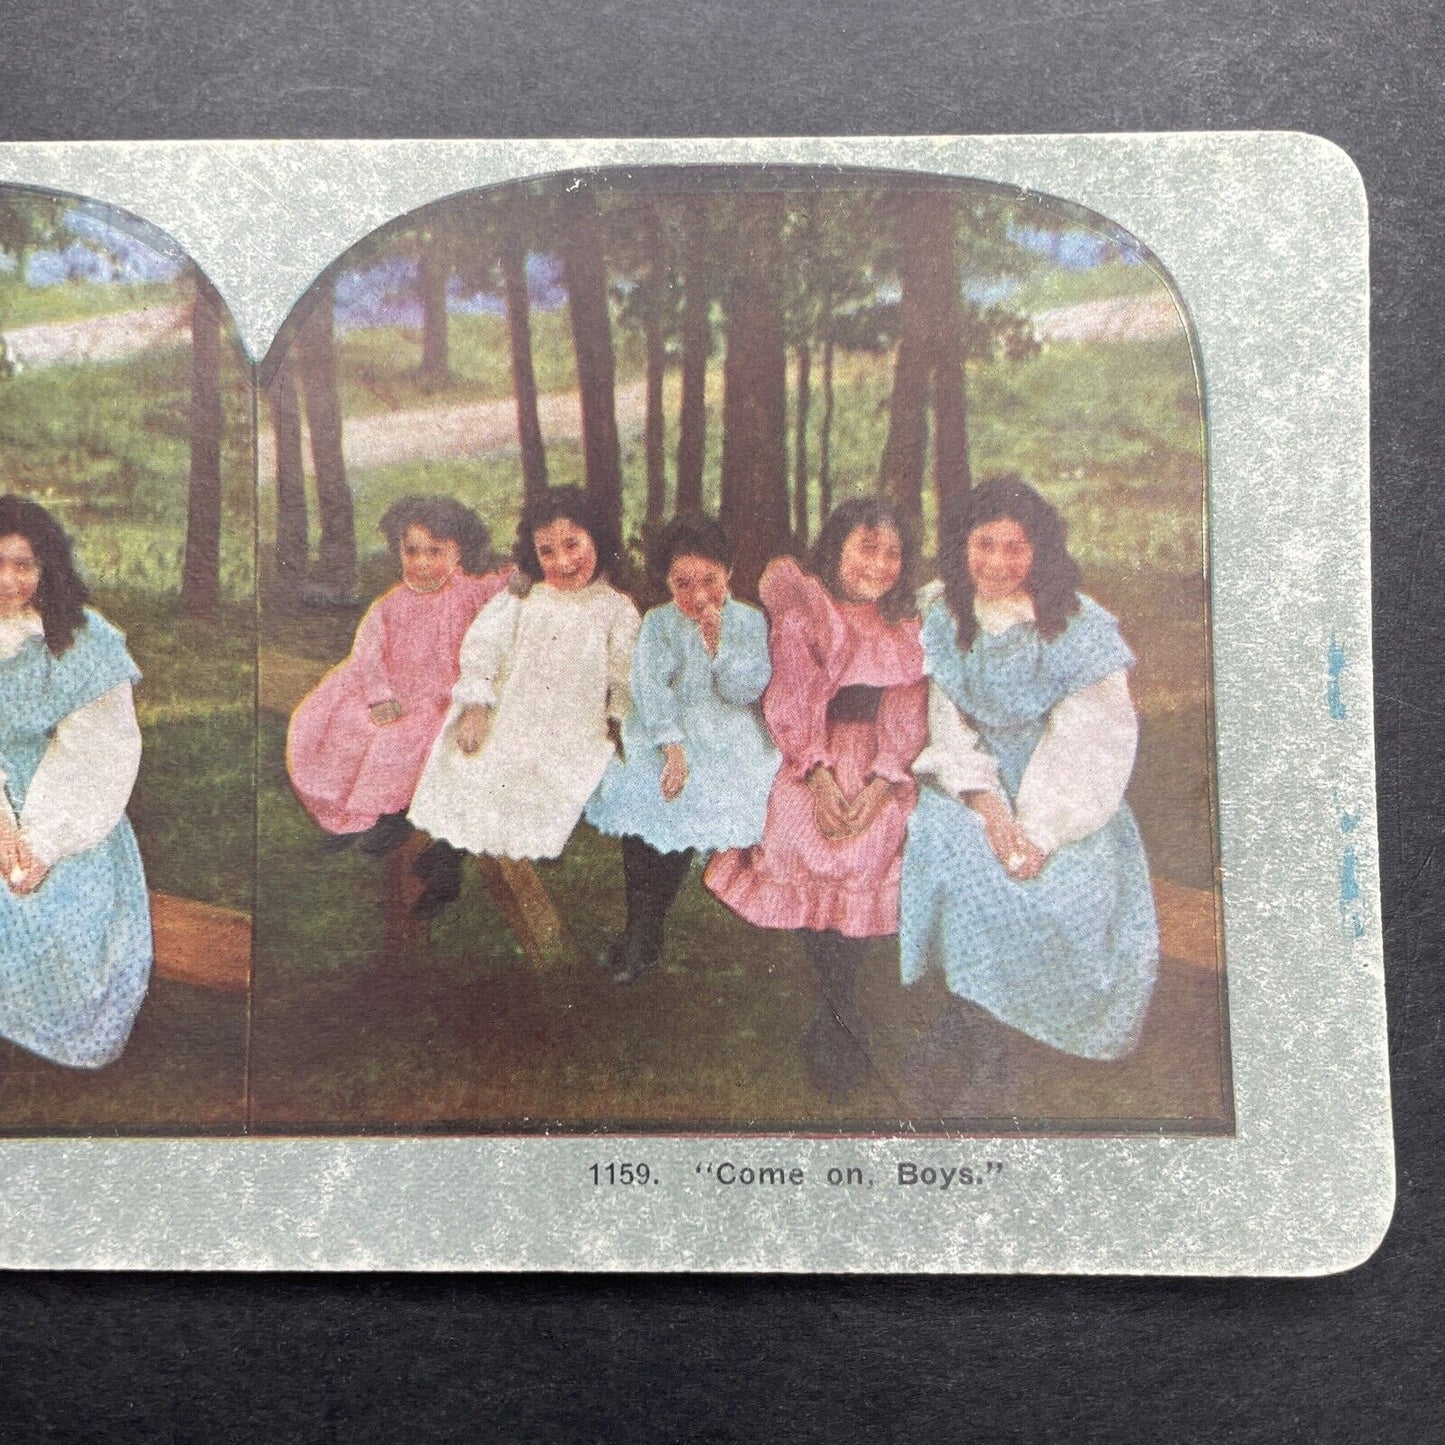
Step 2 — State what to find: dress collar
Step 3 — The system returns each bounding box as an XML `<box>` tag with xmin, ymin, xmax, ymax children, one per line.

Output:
<box><xmin>974</xmin><ymin>593</ymin><xmax>1036</xmax><ymax>636</ymax></box>
<box><xmin>0</xmin><ymin>610</ymin><xmax>44</xmax><ymax>660</ymax></box>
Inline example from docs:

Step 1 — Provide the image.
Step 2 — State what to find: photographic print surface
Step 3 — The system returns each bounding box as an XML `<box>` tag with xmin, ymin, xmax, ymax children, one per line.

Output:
<box><xmin>0</xmin><ymin>186</ymin><xmax>253</xmax><ymax>1132</ymax></box>
<box><xmin>249</xmin><ymin>169</ymin><xmax>1229</xmax><ymax>1135</ymax></box>
<box><xmin>0</xmin><ymin>137</ymin><xmax>1385</xmax><ymax>1273</ymax></box>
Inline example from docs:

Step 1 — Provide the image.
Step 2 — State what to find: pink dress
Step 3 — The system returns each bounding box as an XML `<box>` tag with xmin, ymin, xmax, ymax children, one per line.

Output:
<box><xmin>704</xmin><ymin>557</ymin><xmax>927</xmax><ymax>938</ymax></box>
<box><xmin>286</xmin><ymin>569</ymin><xmax>511</xmax><ymax>835</ymax></box>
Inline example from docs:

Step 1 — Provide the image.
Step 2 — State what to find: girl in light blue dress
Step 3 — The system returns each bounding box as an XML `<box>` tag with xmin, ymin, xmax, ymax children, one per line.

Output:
<box><xmin>587</xmin><ymin>516</ymin><xmax>779</xmax><ymax>982</ymax></box>
<box><xmin>0</xmin><ymin>497</ymin><xmax>152</xmax><ymax>1068</ymax></box>
<box><xmin>899</xmin><ymin>477</ymin><xmax>1159</xmax><ymax>1115</ymax></box>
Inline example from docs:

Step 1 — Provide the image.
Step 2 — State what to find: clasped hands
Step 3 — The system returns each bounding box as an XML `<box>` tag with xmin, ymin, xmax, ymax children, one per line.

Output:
<box><xmin>966</xmin><ymin>789</ymin><xmax>1046</xmax><ymax>880</ymax></box>
<box><xmin>0</xmin><ymin>820</ymin><xmax>49</xmax><ymax>895</ymax></box>
<box><xmin>807</xmin><ymin>766</ymin><xmax>895</xmax><ymax>841</ymax></box>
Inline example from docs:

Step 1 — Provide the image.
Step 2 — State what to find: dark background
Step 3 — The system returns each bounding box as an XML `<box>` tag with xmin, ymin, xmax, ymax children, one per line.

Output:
<box><xmin>1</xmin><ymin>1</ymin><xmax>1439</xmax><ymax>1438</ymax></box>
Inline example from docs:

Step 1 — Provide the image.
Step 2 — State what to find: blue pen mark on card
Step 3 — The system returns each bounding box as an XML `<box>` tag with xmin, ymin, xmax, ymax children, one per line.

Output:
<box><xmin>1327</xmin><ymin>634</ymin><xmax>1348</xmax><ymax>720</ymax></box>
<box><xmin>1332</xmin><ymin>788</ymin><xmax>1368</xmax><ymax>942</ymax></box>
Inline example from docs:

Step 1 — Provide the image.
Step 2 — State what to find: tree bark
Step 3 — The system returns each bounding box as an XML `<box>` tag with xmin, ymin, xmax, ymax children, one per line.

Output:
<box><xmin>925</xmin><ymin>193</ymin><xmax>972</xmax><ymax>539</ymax></box>
<box><xmin>719</xmin><ymin>194</ymin><xmax>790</xmax><ymax>601</ymax></box>
<box><xmin>560</xmin><ymin>189</ymin><xmax>623</xmax><ymax>539</ymax></box>
<box><xmin>819</xmin><ymin>328</ymin><xmax>835</xmax><ymax>524</ymax></box>
<box><xmin>181</xmin><ymin>269</ymin><xmax>224</xmax><ymax>618</ymax></box>
<box><xmin>417</xmin><ymin>239</ymin><xmax>450</xmax><ymax>392</ymax></box>
<box><xmin>295</xmin><ymin>277</ymin><xmax>356</xmax><ymax>604</ymax></box>
<box><xmin>643</xmin><ymin>203</ymin><xmax>668</xmax><ymax>528</ymax></box>
<box><xmin>792</xmin><ymin>341</ymin><xmax>811</xmax><ymax>546</ymax></box>
<box><xmin>268</xmin><ymin>351</ymin><xmax>308</xmax><ymax>603</ymax></box>
<box><xmin>499</xmin><ymin>218</ymin><xmax>548</xmax><ymax>505</ymax></box>
<box><xmin>675</xmin><ymin>198</ymin><xmax>710</xmax><ymax>517</ymax></box>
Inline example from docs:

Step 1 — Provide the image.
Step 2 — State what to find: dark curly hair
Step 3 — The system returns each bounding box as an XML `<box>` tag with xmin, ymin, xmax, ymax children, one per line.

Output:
<box><xmin>0</xmin><ymin>495</ymin><xmax>90</xmax><ymax>657</ymax></box>
<box><xmin>647</xmin><ymin>513</ymin><xmax>733</xmax><ymax>592</ymax></box>
<box><xmin>512</xmin><ymin>486</ymin><xmax>620</xmax><ymax>586</ymax></box>
<box><xmin>941</xmin><ymin>475</ymin><xmax>1082</xmax><ymax>651</ymax></box>
<box><xmin>379</xmin><ymin>495</ymin><xmax>491</xmax><ymax>574</ymax></box>
<box><xmin>809</xmin><ymin>494</ymin><xmax>918</xmax><ymax>623</ymax></box>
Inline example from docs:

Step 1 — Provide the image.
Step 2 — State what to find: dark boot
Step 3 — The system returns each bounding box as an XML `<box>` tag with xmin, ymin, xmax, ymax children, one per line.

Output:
<box><xmin>605</xmin><ymin>839</ymin><xmax>694</xmax><ymax>984</ymax></box>
<box><xmin>356</xmin><ymin>811</ymin><xmax>416</xmax><ymax>858</ymax></box>
<box><xmin>412</xmin><ymin>839</ymin><xmax>464</xmax><ymax>920</ymax></box>
<box><xmin>799</xmin><ymin>931</ymin><xmax>873</xmax><ymax>1100</ymax></box>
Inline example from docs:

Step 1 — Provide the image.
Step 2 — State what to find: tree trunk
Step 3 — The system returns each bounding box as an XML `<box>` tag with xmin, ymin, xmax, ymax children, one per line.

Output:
<box><xmin>295</xmin><ymin>277</ymin><xmax>356</xmax><ymax>604</ymax></box>
<box><xmin>878</xmin><ymin>193</ymin><xmax>936</xmax><ymax>532</ymax></box>
<box><xmin>675</xmin><ymin>198</ymin><xmax>710</xmax><ymax>516</ymax></box>
<box><xmin>719</xmin><ymin>194</ymin><xmax>790</xmax><ymax>601</ymax></box>
<box><xmin>560</xmin><ymin>189</ymin><xmax>623</xmax><ymax>539</ymax></box>
<box><xmin>643</xmin><ymin>203</ymin><xmax>668</xmax><ymax>528</ymax></box>
<box><xmin>181</xmin><ymin>269</ymin><xmax>224</xmax><ymax>618</ymax></box>
<box><xmin>499</xmin><ymin>218</ymin><xmax>548</xmax><ymax>505</ymax></box>
<box><xmin>792</xmin><ymin>341</ymin><xmax>811</xmax><ymax>546</ymax></box>
<box><xmin>268</xmin><ymin>351</ymin><xmax>308</xmax><ymax>603</ymax></box>
<box><xmin>924</xmin><ymin>193</ymin><xmax>972</xmax><ymax>540</ymax></box>
<box><xmin>819</xmin><ymin>325</ymin><xmax>835</xmax><ymax>524</ymax></box>
<box><xmin>417</xmin><ymin>239</ymin><xmax>450</xmax><ymax>392</ymax></box>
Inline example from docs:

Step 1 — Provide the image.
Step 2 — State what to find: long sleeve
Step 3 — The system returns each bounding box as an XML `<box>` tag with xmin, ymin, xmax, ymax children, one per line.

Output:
<box><xmin>451</xmin><ymin>592</ymin><xmax>518</xmax><ymax>710</ymax></box>
<box><xmin>19</xmin><ymin>682</ymin><xmax>142</xmax><ymax>866</ymax></box>
<box><xmin>911</xmin><ymin>680</ymin><xmax>1001</xmax><ymax>797</ymax></box>
<box><xmin>351</xmin><ymin>600</ymin><xmax>393</xmax><ymax>706</ymax></box>
<box><xmin>762</xmin><ymin>611</ymin><xmax>834</xmax><ymax>781</ymax></box>
<box><xmin>1015</xmin><ymin>670</ymin><xmax>1138</xmax><ymax>855</ymax></box>
<box><xmin>871</xmin><ymin>678</ymin><xmax>929</xmax><ymax>785</ymax></box>
<box><xmin>711</xmin><ymin>602</ymin><xmax>772</xmax><ymax>707</ymax></box>
<box><xmin>606</xmin><ymin>597</ymin><xmax>642</xmax><ymax>724</ymax></box>
<box><xmin>630</xmin><ymin>611</ymin><xmax>685</xmax><ymax>747</ymax></box>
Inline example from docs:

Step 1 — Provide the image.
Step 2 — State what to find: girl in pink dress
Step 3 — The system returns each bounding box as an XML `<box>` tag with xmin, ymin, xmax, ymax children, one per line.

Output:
<box><xmin>705</xmin><ymin>497</ymin><xmax>927</xmax><ymax>1098</ymax></box>
<box><xmin>286</xmin><ymin>496</ymin><xmax>511</xmax><ymax>856</ymax></box>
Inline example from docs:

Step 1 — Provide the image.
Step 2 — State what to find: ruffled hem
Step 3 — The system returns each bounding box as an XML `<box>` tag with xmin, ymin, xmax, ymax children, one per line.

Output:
<box><xmin>587</xmin><ymin>812</ymin><xmax>765</xmax><ymax>856</ymax></box>
<box><xmin>704</xmin><ymin>848</ymin><xmax>901</xmax><ymax>939</ymax></box>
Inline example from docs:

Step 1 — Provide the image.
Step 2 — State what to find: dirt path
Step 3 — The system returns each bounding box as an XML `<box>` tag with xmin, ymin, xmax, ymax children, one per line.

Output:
<box><xmin>257</xmin><ymin>377</ymin><xmax>650</xmax><ymax>477</ymax></box>
<box><xmin>1033</xmin><ymin>291</ymin><xmax>1180</xmax><ymax>345</ymax></box>
<box><xmin>1</xmin><ymin>302</ymin><xmax>190</xmax><ymax>370</ymax></box>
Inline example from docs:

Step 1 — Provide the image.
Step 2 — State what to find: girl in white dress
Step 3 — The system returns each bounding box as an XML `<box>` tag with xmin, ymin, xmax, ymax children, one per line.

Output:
<box><xmin>408</xmin><ymin>487</ymin><xmax>640</xmax><ymax>919</ymax></box>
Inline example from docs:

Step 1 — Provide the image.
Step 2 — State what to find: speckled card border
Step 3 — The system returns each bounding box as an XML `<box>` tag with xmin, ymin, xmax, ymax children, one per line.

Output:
<box><xmin>0</xmin><ymin>135</ymin><xmax>1389</xmax><ymax>1273</ymax></box>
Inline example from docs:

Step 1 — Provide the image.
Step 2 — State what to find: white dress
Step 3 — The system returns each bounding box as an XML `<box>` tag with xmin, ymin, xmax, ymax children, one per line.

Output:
<box><xmin>408</xmin><ymin>579</ymin><xmax>641</xmax><ymax>860</ymax></box>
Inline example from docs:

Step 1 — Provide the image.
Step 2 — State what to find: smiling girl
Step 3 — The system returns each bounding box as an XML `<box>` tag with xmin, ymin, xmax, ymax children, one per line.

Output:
<box><xmin>899</xmin><ymin>476</ymin><xmax>1159</xmax><ymax>1116</ymax></box>
<box><xmin>407</xmin><ymin>487</ymin><xmax>640</xmax><ymax>920</ymax></box>
<box><xmin>0</xmin><ymin>496</ymin><xmax>152</xmax><ymax>1068</ymax></box>
<box><xmin>286</xmin><ymin>496</ymin><xmax>511</xmax><ymax>856</ymax></box>
<box><xmin>585</xmin><ymin>515</ymin><xmax>779</xmax><ymax>983</ymax></box>
<box><xmin>704</xmin><ymin>497</ymin><xmax>927</xmax><ymax>1098</ymax></box>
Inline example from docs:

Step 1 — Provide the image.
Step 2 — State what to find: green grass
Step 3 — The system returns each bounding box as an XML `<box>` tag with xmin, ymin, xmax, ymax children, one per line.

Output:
<box><xmin>1009</xmin><ymin>258</ymin><xmax>1170</xmax><ymax>314</ymax></box>
<box><xmin>0</xmin><ymin>345</ymin><xmax>255</xmax><ymax>596</ymax></box>
<box><xmin>333</xmin><ymin>308</ymin><xmax>648</xmax><ymax>418</ymax></box>
<box><xmin>0</xmin><ymin>276</ymin><xmax>186</xmax><ymax>330</ymax></box>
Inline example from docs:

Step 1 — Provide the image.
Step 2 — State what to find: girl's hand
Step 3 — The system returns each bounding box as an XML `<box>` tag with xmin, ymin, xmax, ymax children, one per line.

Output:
<box><xmin>453</xmin><ymin>705</ymin><xmax>493</xmax><ymax>756</ymax></box>
<box><xmin>840</xmin><ymin>776</ymin><xmax>894</xmax><ymax>838</ymax></box>
<box><xmin>697</xmin><ymin>604</ymin><xmax>723</xmax><ymax>657</ymax></box>
<box><xmin>807</xmin><ymin>767</ymin><xmax>852</xmax><ymax>840</ymax></box>
<box><xmin>369</xmin><ymin>700</ymin><xmax>404</xmax><ymax>727</ymax></box>
<box><xmin>7</xmin><ymin>857</ymin><xmax>49</xmax><ymax>895</ymax></box>
<box><xmin>0</xmin><ymin>829</ymin><xmax>41</xmax><ymax>893</ymax></box>
<box><xmin>966</xmin><ymin>790</ymin><xmax>1026</xmax><ymax>872</ymax></box>
<box><xmin>1005</xmin><ymin>837</ymin><xmax>1047</xmax><ymax>881</ymax></box>
<box><xmin>660</xmin><ymin>744</ymin><xmax>689</xmax><ymax>801</ymax></box>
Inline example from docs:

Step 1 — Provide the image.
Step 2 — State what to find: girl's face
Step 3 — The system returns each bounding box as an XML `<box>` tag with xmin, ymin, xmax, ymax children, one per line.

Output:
<box><xmin>836</xmin><ymin>524</ymin><xmax>903</xmax><ymax>605</ymax></box>
<box><xmin>0</xmin><ymin>534</ymin><xmax>40</xmax><ymax>620</ymax></box>
<box><xmin>534</xmin><ymin>516</ymin><xmax>598</xmax><ymax>591</ymax></box>
<box><xmin>399</xmin><ymin>524</ymin><xmax>461</xmax><ymax>593</ymax></box>
<box><xmin>966</xmin><ymin>516</ymin><xmax>1034</xmax><ymax>603</ymax></box>
<box><xmin>667</xmin><ymin>554</ymin><xmax>730</xmax><ymax>620</ymax></box>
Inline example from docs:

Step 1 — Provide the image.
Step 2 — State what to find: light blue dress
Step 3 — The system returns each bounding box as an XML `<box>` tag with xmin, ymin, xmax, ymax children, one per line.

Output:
<box><xmin>586</xmin><ymin>599</ymin><xmax>780</xmax><ymax>854</ymax></box>
<box><xmin>0</xmin><ymin>611</ymin><xmax>152</xmax><ymax>1067</ymax></box>
<box><xmin>899</xmin><ymin>596</ymin><xmax>1159</xmax><ymax>1060</ymax></box>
